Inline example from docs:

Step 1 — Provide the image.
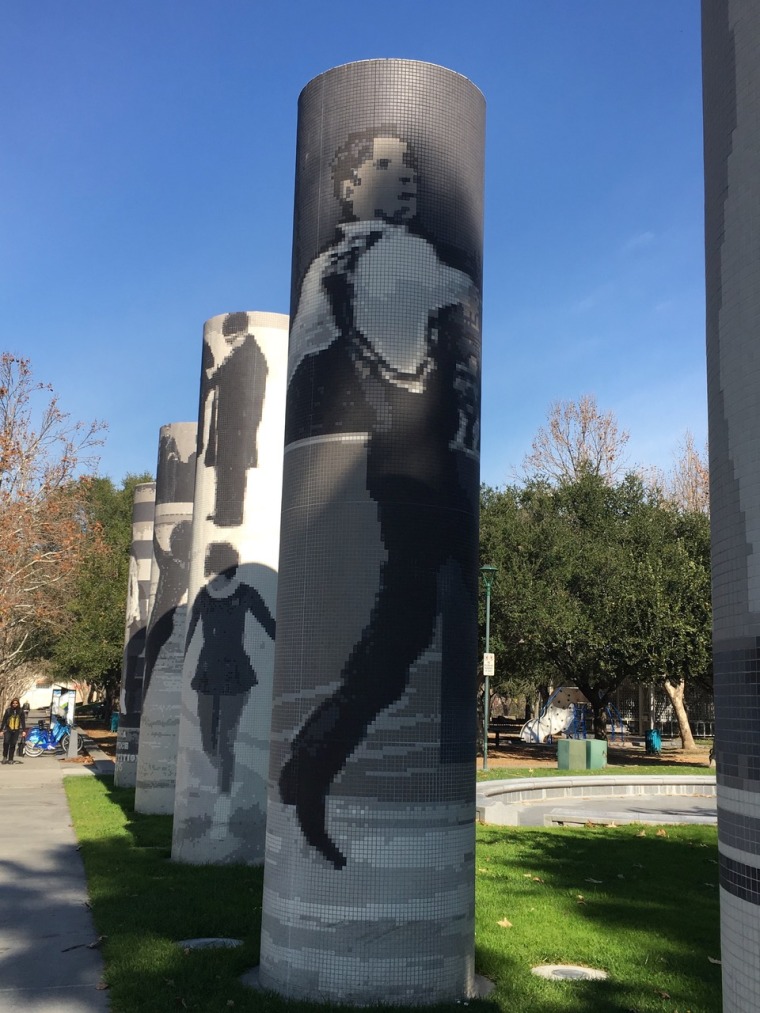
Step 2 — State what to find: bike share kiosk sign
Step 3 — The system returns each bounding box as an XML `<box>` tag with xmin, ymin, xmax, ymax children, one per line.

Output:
<box><xmin>51</xmin><ymin>687</ymin><xmax>75</xmax><ymax>725</ymax></box>
<box><xmin>51</xmin><ymin>687</ymin><xmax>78</xmax><ymax>756</ymax></box>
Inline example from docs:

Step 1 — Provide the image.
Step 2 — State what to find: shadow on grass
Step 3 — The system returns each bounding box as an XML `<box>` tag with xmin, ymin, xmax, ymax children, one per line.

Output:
<box><xmin>66</xmin><ymin>777</ymin><xmax>503</xmax><ymax>1013</ymax></box>
<box><xmin>67</xmin><ymin>778</ymin><xmax>721</xmax><ymax>1012</ymax></box>
<box><xmin>477</xmin><ymin>824</ymin><xmax>721</xmax><ymax>1012</ymax></box>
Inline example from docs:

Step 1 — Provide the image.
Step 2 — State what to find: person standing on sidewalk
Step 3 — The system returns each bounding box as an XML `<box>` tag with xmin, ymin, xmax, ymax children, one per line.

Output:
<box><xmin>1</xmin><ymin>698</ymin><xmax>25</xmax><ymax>764</ymax></box>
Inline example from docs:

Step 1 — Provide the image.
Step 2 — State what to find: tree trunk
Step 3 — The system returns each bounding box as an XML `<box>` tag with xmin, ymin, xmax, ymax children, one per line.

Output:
<box><xmin>591</xmin><ymin>704</ymin><xmax>608</xmax><ymax>740</ymax></box>
<box><xmin>576</xmin><ymin>681</ymin><xmax>609</xmax><ymax>740</ymax></box>
<box><xmin>662</xmin><ymin>678</ymin><xmax>696</xmax><ymax>750</ymax></box>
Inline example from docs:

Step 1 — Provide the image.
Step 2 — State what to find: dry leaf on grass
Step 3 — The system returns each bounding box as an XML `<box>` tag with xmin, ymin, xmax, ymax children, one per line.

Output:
<box><xmin>655</xmin><ymin>989</ymin><xmax>671</xmax><ymax>999</ymax></box>
<box><xmin>636</xmin><ymin>830</ymin><xmax>647</xmax><ymax>837</ymax></box>
<box><xmin>585</xmin><ymin>877</ymin><xmax>603</xmax><ymax>884</ymax></box>
<box><xmin>497</xmin><ymin>918</ymin><xmax>513</xmax><ymax>928</ymax></box>
<box><xmin>708</xmin><ymin>956</ymin><xmax>721</xmax><ymax>965</ymax></box>
<box><xmin>656</xmin><ymin>829</ymin><xmax>668</xmax><ymax>837</ymax></box>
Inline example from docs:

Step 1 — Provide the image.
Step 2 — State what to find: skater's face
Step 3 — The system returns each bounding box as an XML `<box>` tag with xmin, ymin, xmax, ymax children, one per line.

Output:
<box><xmin>208</xmin><ymin>567</ymin><xmax>236</xmax><ymax>596</ymax></box>
<box><xmin>343</xmin><ymin>137</ymin><xmax>417</xmax><ymax>223</ymax></box>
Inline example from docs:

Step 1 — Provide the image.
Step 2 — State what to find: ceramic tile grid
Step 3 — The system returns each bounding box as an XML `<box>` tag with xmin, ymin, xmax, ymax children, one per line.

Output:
<box><xmin>259</xmin><ymin>59</ymin><xmax>485</xmax><ymax>1005</ymax></box>
<box><xmin>172</xmin><ymin>311</ymin><xmax>288</xmax><ymax>864</ymax></box>
<box><xmin>114</xmin><ymin>481</ymin><xmax>156</xmax><ymax>787</ymax></box>
<box><xmin>704</xmin><ymin>3</ymin><xmax>760</xmax><ymax>1008</ymax></box>
<box><xmin>134</xmin><ymin>422</ymin><xmax>196</xmax><ymax>814</ymax></box>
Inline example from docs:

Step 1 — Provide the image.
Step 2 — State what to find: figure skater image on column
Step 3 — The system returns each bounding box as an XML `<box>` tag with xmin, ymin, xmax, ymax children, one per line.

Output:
<box><xmin>198</xmin><ymin>313</ymin><xmax>268</xmax><ymax>528</ymax></box>
<box><xmin>143</xmin><ymin>518</ymin><xmax>193</xmax><ymax>698</ymax></box>
<box><xmin>185</xmin><ymin>541</ymin><xmax>276</xmax><ymax>793</ymax></box>
<box><xmin>278</xmin><ymin>129</ymin><xmax>481</xmax><ymax>870</ymax></box>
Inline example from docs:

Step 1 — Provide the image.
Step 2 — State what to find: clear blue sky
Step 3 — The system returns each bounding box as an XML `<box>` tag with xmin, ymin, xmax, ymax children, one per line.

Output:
<box><xmin>1</xmin><ymin>0</ymin><xmax>705</xmax><ymax>487</ymax></box>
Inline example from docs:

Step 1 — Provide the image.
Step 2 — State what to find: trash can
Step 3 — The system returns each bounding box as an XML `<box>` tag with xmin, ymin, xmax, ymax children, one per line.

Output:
<box><xmin>645</xmin><ymin>729</ymin><xmax>662</xmax><ymax>756</ymax></box>
<box><xmin>586</xmin><ymin>738</ymin><xmax>607</xmax><ymax>769</ymax></box>
<box><xmin>557</xmin><ymin>739</ymin><xmax>587</xmax><ymax>770</ymax></box>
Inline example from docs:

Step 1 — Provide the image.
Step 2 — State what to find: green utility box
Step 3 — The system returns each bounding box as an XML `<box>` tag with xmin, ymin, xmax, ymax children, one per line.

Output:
<box><xmin>557</xmin><ymin>739</ymin><xmax>587</xmax><ymax>770</ymax></box>
<box><xmin>586</xmin><ymin>738</ymin><xmax>608</xmax><ymax>769</ymax></box>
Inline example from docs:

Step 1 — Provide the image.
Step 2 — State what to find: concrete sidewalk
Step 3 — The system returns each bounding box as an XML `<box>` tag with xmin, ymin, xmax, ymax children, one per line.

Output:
<box><xmin>0</xmin><ymin>736</ymin><xmax>113</xmax><ymax>1013</ymax></box>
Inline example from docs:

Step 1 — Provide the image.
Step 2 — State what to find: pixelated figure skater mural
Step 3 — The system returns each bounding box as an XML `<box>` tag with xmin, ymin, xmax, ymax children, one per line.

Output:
<box><xmin>198</xmin><ymin>312</ymin><xmax>268</xmax><ymax>528</ymax></box>
<box><xmin>278</xmin><ymin>130</ymin><xmax>481</xmax><ymax>870</ymax></box>
<box><xmin>143</xmin><ymin>518</ymin><xmax>193</xmax><ymax>698</ymax></box>
<box><xmin>186</xmin><ymin>541</ymin><xmax>276</xmax><ymax>794</ymax></box>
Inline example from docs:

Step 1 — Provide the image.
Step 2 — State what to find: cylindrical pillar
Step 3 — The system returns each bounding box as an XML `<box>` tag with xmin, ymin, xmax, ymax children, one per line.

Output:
<box><xmin>172</xmin><ymin>311</ymin><xmax>288</xmax><ymax>864</ymax></box>
<box><xmin>259</xmin><ymin>60</ymin><xmax>485</xmax><ymax>1005</ymax></box>
<box><xmin>703</xmin><ymin>3</ymin><xmax>760</xmax><ymax>1009</ymax></box>
<box><xmin>135</xmin><ymin>422</ymin><xmax>196</xmax><ymax>814</ymax></box>
<box><xmin>114</xmin><ymin>481</ymin><xmax>156</xmax><ymax>787</ymax></box>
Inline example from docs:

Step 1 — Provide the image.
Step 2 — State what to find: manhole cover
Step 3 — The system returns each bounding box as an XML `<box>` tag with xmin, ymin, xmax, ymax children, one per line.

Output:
<box><xmin>177</xmin><ymin>937</ymin><xmax>243</xmax><ymax>950</ymax></box>
<box><xmin>532</xmin><ymin>964</ymin><xmax>608</xmax><ymax>981</ymax></box>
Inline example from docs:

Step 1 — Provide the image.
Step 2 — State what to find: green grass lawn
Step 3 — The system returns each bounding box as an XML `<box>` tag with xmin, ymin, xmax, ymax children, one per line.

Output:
<box><xmin>477</xmin><ymin>764</ymin><xmax>714</xmax><ymax>781</ymax></box>
<box><xmin>65</xmin><ymin>777</ymin><xmax>721</xmax><ymax>1013</ymax></box>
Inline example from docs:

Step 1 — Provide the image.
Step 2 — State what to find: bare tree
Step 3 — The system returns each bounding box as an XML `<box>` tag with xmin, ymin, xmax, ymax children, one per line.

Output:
<box><xmin>0</xmin><ymin>354</ymin><xmax>105</xmax><ymax>697</ymax></box>
<box><xmin>522</xmin><ymin>394</ymin><xmax>630</xmax><ymax>484</ymax></box>
<box><xmin>667</xmin><ymin>431</ymin><xmax>709</xmax><ymax>514</ymax></box>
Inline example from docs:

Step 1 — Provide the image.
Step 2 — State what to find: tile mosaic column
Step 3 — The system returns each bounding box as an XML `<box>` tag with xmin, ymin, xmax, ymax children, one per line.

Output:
<box><xmin>172</xmin><ymin>311</ymin><xmax>288</xmax><ymax>864</ymax></box>
<box><xmin>703</xmin><ymin>3</ymin><xmax>760</xmax><ymax>1009</ymax></box>
<box><xmin>135</xmin><ymin>423</ymin><xmax>196</xmax><ymax>814</ymax></box>
<box><xmin>259</xmin><ymin>60</ymin><xmax>485</xmax><ymax>1005</ymax></box>
<box><xmin>114</xmin><ymin>481</ymin><xmax>156</xmax><ymax>787</ymax></box>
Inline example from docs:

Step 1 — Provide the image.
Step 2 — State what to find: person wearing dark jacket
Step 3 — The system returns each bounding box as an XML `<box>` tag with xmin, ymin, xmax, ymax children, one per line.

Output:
<box><xmin>1</xmin><ymin>699</ymin><xmax>26</xmax><ymax>764</ymax></box>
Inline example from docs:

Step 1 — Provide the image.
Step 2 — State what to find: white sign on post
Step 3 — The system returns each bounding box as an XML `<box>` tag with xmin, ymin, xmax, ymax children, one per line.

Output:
<box><xmin>483</xmin><ymin>652</ymin><xmax>495</xmax><ymax>677</ymax></box>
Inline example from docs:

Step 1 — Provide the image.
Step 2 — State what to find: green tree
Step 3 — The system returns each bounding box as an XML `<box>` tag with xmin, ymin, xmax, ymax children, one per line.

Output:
<box><xmin>480</xmin><ymin>472</ymin><xmax>711</xmax><ymax>740</ymax></box>
<box><xmin>51</xmin><ymin>473</ymin><xmax>152</xmax><ymax>707</ymax></box>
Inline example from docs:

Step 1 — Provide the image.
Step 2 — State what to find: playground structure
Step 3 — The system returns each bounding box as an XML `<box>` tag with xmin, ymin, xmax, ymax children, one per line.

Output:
<box><xmin>519</xmin><ymin>686</ymin><xmax>625</xmax><ymax>744</ymax></box>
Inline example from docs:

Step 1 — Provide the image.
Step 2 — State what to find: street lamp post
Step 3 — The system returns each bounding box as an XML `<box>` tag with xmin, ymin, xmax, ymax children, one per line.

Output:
<box><xmin>480</xmin><ymin>564</ymin><xmax>497</xmax><ymax>771</ymax></box>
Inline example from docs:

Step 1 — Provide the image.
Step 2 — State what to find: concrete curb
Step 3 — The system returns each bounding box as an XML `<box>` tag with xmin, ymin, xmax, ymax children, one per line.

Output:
<box><xmin>477</xmin><ymin>775</ymin><xmax>717</xmax><ymax>825</ymax></box>
<box><xmin>78</xmin><ymin>736</ymin><xmax>115</xmax><ymax>777</ymax></box>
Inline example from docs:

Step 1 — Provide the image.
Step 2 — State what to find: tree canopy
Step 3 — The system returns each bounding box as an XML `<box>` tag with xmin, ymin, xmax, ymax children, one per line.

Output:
<box><xmin>521</xmin><ymin>393</ymin><xmax>630</xmax><ymax>484</ymax></box>
<box><xmin>479</xmin><ymin>471</ymin><xmax>711</xmax><ymax>737</ymax></box>
<box><xmin>0</xmin><ymin>353</ymin><xmax>105</xmax><ymax>707</ymax></box>
<box><xmin>51</xmin><ymin>473</ymin><xmax>152</xmax><ymax>703</ymax></box>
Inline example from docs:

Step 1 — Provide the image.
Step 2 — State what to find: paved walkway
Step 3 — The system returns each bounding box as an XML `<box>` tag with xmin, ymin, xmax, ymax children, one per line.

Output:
<box><xmin>0</xmin><ymin>732</ymin><xmax>114</xmax><ymax>1013</ymax></box>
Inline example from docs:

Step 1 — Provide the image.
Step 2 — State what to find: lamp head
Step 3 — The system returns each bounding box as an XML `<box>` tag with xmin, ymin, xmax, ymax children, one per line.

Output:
<box><xmin>480</xmin><ymin>564</ymin><xmax>497</xmax><ymax>590</ymax></box>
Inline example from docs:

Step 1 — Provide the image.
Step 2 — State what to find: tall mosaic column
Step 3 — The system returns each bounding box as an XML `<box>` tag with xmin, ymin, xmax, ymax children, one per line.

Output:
<box><xmin>114</xmin><ymin>481</ymin><xmax>156</xmax><ymax>787</ymax></box>
<box><xmin>703</xmin><ymin>4</ymin><xmax>760</xmax><ymax>1009</ymax></box>
<box><xmin>259</xmin><ymin>60</ymin><xmax>485</xmax><ymax>1005</ymax></box>
<box><xmin>135</xmin><ymin>423</ymin><xmax>196</xmax><ymax>815</ymax></box>
<box><xmin>172</xmin><ymin>311</ymin><xmax>288</xmax><ymax>864</ymax></box>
